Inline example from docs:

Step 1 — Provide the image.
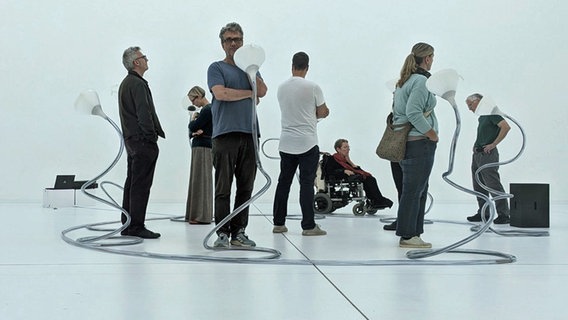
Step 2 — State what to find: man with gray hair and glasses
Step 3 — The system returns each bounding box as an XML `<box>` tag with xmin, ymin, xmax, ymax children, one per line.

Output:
<box><xmin>118</xmin><ymin>46</ymin><xmax>165</xmax><ymax>238</ymax></box>
<box><xmin>207</xmin><ymin>22</ymin><xmax>268</xmax><ymax>248</ymax></box>
<box><xmin>465</xmin><ymin>93</ymin><xmax>511</xmax><ymax>224</ymax></box>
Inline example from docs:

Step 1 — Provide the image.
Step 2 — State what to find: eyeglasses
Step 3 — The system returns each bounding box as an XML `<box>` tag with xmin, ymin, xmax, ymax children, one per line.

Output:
<box><xmin>135</xmin><ymin>55</ymin><xmax>148</xmax><ymax>61</ymax></box>
<box><xmin>189</xmin><ymin>95</ymin><xmax>199</xmax><ymax>103</ymax></box>
<box><xmin>222</xmin><ymin>37</ymin><xmax>243</xmax><ymax>44</ymax></box>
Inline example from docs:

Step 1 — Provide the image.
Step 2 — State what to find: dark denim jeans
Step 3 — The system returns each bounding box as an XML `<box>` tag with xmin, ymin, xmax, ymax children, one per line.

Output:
<box><xmin>273</xmin><ymin>145</ymin><xmax>319</xmax><ymax>230</ymax></box>
<box><xmin>396</xmin><ymin>139</ymin><xmax>437</xmax><ymax>238</ymax></box>
<box><xmin>212</xmin><ymin>133</ymin><xmax>257</xmax><ymax>237</ymax></box>
<box><xmin>121</xmin><ymin>137</ymin><xmax>159</xmax><ymax>231</ymax></box>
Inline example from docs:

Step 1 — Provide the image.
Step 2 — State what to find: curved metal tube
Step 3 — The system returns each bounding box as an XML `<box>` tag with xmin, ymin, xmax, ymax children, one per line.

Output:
<box><xmin>472</xmin><ymin>114</ymin><xmax>548</xmax><ymax>237</ymax></box>
<box><xmin>407</xmin><ymin>96</ymin><xmax>491</xmax><ymax>259</ymax></box>
<box><xmin>61</xmin><ymin>115</ymin><xmax>142</xmax><ymax>247</ymax></box>
<box><xmin>261</xmin><ymin>138</ymin><xmax>281</xmax><ymax>160</ymax></box>
<box><xmin>407</xmin><ymin>96</ymin><xmax>517</xmax><ymax>261</ymax></box>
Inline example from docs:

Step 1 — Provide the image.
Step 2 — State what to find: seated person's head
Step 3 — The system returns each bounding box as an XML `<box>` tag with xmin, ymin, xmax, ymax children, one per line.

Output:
<box><xmin>334</xmin><ymin>139</ymin><xmax>350</xmax><ymax>157</ymax></box>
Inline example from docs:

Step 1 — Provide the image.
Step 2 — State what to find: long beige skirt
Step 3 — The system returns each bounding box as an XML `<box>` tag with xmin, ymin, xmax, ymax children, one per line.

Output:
<box><xmin>185</xmin><ymin>147</ymin><xmax>213</xmax><ymax>224</ymax></box>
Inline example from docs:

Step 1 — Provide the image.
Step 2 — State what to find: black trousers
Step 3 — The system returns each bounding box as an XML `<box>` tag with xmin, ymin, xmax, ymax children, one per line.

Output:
<box><xmin>273</xmin><ymin>145</ymin><xmax>319</xmax><ymax>230</ymax></box>
<box><xmin>212</xmin><ymin>133</ymin><xmax>257</xmax><ymax>237</ymax></box>
<box><xmin>390</xmin><ymin>161</ymin><xmax>403</xmax><ymax>201</ymax></box>
<box><xmin>121</xmin><ymin>137</ymin><xmax>159</xmax><ymax>231</ymax></box>
<box><xmin>362</xmin><ymin>176</ymin><xmax>386</xmax><ymax>204</ymax></box>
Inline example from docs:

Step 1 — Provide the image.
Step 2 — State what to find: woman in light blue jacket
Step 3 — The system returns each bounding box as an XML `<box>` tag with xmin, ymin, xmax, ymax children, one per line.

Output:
<box><xmin>392</xmin><ymin>42</ymin><xmax>438</xmax><ymax>248</ymax></box>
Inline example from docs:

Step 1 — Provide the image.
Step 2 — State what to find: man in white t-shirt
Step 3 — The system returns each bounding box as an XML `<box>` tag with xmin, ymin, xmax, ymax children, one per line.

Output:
<box><xmin>272</xmin><ymin>52</ymin><xmax>329</xmax><ymax>236</ymax></box>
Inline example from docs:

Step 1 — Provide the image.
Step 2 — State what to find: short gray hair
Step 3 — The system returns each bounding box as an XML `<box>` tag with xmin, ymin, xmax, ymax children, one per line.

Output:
<box><xmin>219</xmin><ymin>22</ymin><xmax>243</xmax><ymax>42</ymax></box>
<box><xmin>122</xmin><ymin>46</ymin><xmax>141</xmax><ymax>71</ymax></box>
<box><xmin>466</xmin><ymin>93</ymin><xmax>483</xmax><ymax>102</ymax></box>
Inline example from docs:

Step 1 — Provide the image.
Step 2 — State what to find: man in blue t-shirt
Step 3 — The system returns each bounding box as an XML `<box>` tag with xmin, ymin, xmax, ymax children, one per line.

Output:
<box><xmin>207</xmin><ymin>22</ymin><xmax>268</xmax><ymax>248</ymax></box>
<box><xmin>465</xmin><ymin>93</ymin><xmax>511</xmax><ymax>224</ymax></box>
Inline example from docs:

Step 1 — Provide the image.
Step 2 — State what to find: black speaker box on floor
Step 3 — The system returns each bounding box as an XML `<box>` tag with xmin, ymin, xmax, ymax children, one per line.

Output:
<box><xmin>509</xmin><ymin>183</ymin><xmax>549</xmax><ymax>228</ymax></box>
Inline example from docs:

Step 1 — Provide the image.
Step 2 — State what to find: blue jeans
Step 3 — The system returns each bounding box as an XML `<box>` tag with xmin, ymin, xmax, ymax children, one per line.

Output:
<box><xmin>396</xmin><ymin>139</ymin><xmax>437</xmax><ymax>238</ymax></box>
<box><xmin>273</xmin><ymin>146</ymin><xmax>319</xmax><ymax>230</ymax></box>
<box><xmin>212</xmin><ymin>133</ymin><xmax>257</xmax><ymax>237</ymax></box>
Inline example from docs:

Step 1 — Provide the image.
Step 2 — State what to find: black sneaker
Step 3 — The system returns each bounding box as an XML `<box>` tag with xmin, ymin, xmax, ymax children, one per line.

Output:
<box><xmin>371</xmin><ymin>198</ymin><xmax>394</xmax><ymax>210</ymax></box>
<box><xmin>383</xmin><ymin>221</ymin><xmax>397</xmax><ymax>231</ymax></box>
<box><xmin>129</xmin><ymin>227</ymin><xmax>161</xmax><ymax>239</ymax></box>
<box><xmin>493</xmin><ymin>215</ymin><xmax>510</xmax><ymax>225</ymax></box>
<box><xmin>466</xmin><ymin>213</ymin><xmax>490</xmax><ymax>222</ymax></box>
<box><xmin>467</xmin><ymin>213</ymin><xmax>481</xmax><ymax>222</ymax></box>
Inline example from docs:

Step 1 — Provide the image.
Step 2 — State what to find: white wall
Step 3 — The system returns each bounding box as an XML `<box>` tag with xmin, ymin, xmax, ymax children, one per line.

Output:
<box><xmin>1</xmin><ymin>0</ymin><xmax>566</xmax><ymax>204</ymax></box>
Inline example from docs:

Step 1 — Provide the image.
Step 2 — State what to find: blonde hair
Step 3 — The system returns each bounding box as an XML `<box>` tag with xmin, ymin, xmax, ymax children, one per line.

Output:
<box><xmin>396</xmin><ymin>42</ymin><xmax>434</xmax><ymax>88</ymax></box>
<box><xmin>187</xmin><ymin>86</ymin><xmax>206</xmax><ymax>99</ymax></box>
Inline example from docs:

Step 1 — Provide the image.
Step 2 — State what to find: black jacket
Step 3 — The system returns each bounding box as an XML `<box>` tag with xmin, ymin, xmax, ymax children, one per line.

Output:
<box><xmin>118</xmin><ymin>71</ymin><xmax>165</xmax><ymax>142</ymax></box>
<box><xmin>188</xmin><ymin>104</ymin><xmax>213</xmax><ymax>148</ymax></box>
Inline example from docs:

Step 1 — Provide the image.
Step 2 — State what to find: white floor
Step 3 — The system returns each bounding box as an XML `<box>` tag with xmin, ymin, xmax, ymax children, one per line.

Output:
<box><xmin>0</xmin><ymin>200</ymin><xmax>565</xmax><ymax>320</ymax></box>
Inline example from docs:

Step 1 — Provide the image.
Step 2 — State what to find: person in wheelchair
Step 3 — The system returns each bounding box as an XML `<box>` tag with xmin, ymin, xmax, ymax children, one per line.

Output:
<box><xmin>325</xmin><ymin>139</ymin><xmax>393</xmax><ymax>210</ymax></box>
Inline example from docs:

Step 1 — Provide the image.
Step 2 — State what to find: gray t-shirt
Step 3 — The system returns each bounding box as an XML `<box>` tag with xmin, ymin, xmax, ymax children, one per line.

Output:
<box><xmin>207</xmin><ymin>61</ymin><xmax>260</xmax><ymax>138</ymax></box>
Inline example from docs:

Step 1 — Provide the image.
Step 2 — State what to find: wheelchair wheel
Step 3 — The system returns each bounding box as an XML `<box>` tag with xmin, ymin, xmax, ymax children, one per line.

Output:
<box><xmin>314</xmin><ymin>193</ymin><xmax>333</xmax><ymax>214</ymax></box>
<box><xmin>352</xmin><ymin>202</ymin><xmax>365</xmax><ymax>216</ymax></box>
<box><xmin>366</xmin><ymin>208</ymin><xmax>378</xmax><ymax>215</ymax></box>
<box><xmin>362</xmin><ymin>199</ymin><xmax>379</xmax><ymax>215</ymax></box>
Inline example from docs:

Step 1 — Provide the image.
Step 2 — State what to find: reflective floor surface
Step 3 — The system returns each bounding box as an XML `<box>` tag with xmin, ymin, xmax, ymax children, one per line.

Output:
<box><xmin>0</xmin><ymin>201</ymin><xmax>565</xmax><ymax>320</ymax></box>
